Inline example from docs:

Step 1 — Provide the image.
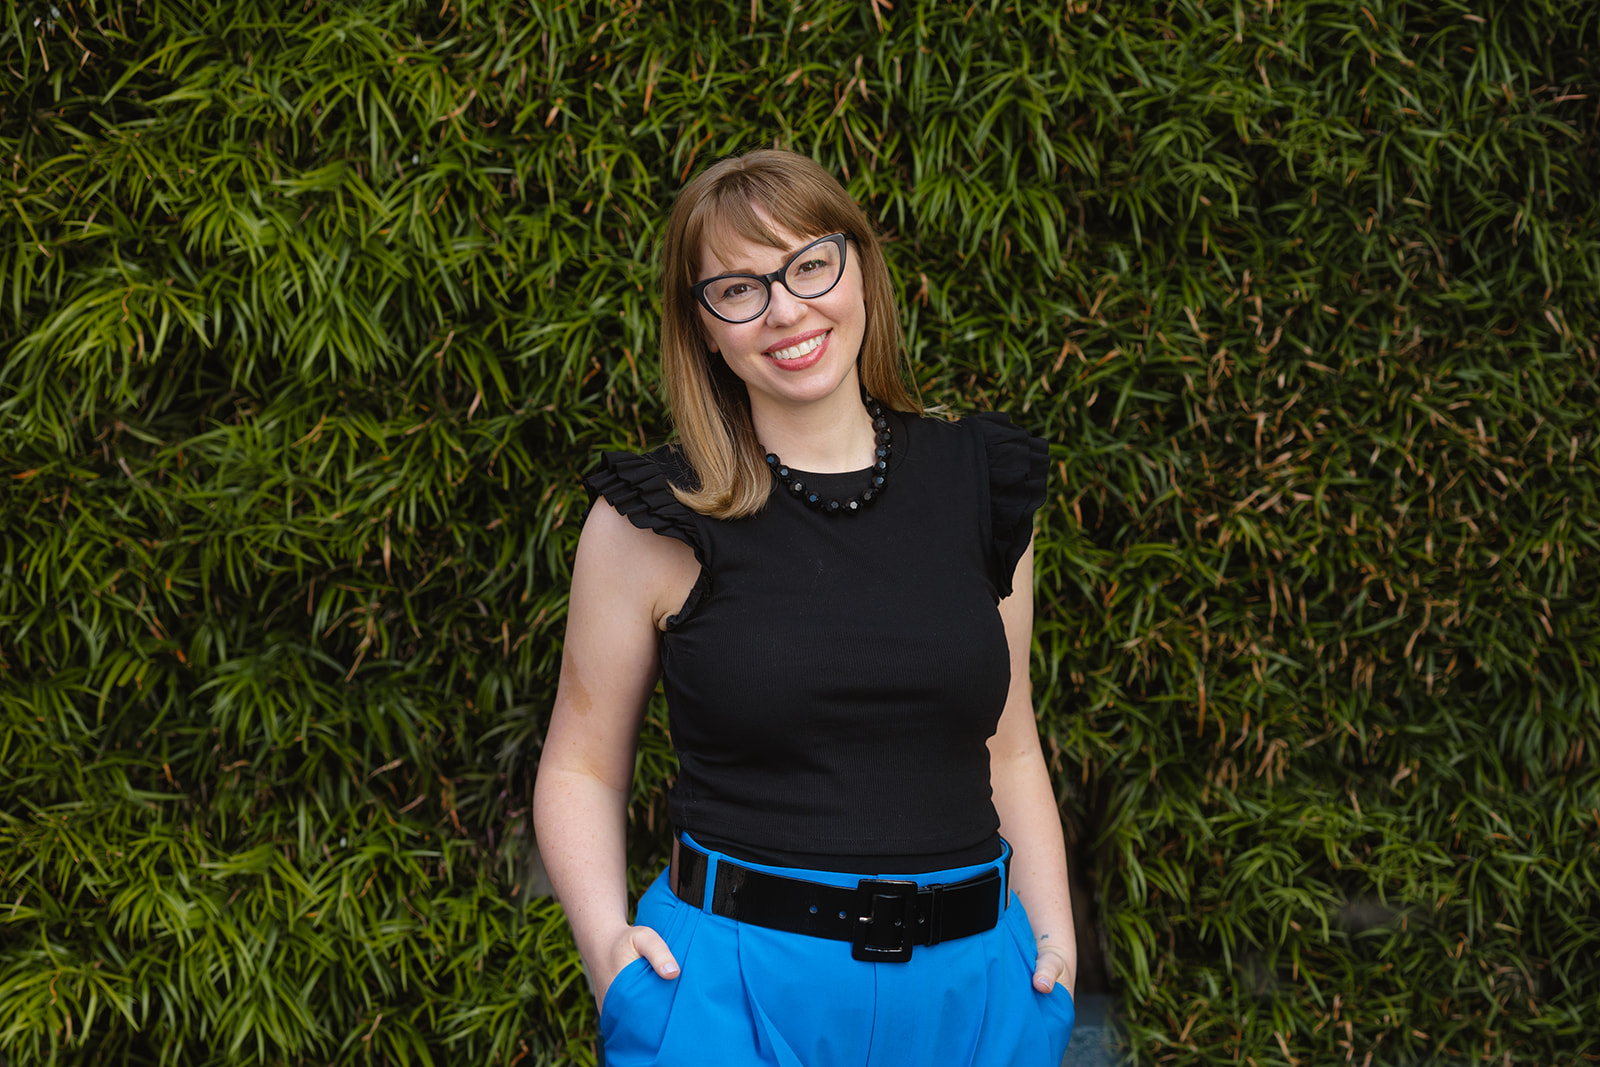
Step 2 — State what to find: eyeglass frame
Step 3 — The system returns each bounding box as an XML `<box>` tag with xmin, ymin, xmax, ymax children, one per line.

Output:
<box><xmin>690</xmin><ymin>232</ymin><xmax>853</xmax><ymax>324</ymax></box>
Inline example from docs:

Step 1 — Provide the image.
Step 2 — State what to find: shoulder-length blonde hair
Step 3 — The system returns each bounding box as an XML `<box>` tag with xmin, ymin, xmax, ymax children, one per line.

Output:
<box><xmin>659</xmin><ymin>149</ymin><xmax>920</xmax><ymax>519</ymax></box>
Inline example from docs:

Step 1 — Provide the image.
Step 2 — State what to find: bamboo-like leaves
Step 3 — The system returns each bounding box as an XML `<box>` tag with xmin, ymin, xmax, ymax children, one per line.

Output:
<box><xmin>2</xmin><ymin>1</ymin><xmax>1597</xmax><ymax>1064</ymax></box>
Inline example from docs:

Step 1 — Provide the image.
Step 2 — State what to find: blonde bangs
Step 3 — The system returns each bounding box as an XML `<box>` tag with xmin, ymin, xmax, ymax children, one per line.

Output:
<box><xmin>686</xmin><ymin>171</ymin><xmax>850</xmax><ymax>269</ymax></box>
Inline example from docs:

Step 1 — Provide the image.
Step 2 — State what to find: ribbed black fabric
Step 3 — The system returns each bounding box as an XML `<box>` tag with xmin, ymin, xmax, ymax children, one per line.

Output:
<box><xmin>583</xmin><ymin>410</ymin><xmax>1049</xmax><ymax>873</ymax></box>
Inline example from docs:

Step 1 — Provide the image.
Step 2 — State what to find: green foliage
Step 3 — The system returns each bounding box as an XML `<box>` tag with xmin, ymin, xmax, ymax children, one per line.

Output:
<box><xmin>2</xmin><ymin>0</ymin><xmax>1597</xmax><ymax>1064</ymax></box>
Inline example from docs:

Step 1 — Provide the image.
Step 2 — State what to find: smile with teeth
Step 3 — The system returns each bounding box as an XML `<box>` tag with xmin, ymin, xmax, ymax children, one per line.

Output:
<box><xmin>769</xmin><ymin>332</ymin><xmax>827</xmax><ymax>361</ymax></box>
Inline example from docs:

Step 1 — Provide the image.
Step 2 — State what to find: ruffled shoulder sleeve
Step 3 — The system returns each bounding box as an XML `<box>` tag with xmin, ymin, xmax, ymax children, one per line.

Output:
<box><xmin>582</xmin><ymin>447</ymin><xmax>704</xmax><ymax>562</ymax></box>
<box><xmin>966</xmin><ymin>412</ymin><xmax>1049</xmax><ymax>598</ymax></box>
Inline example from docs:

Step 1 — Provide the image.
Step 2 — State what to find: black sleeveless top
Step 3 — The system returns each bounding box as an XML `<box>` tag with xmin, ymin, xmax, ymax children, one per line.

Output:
<box><xmin>583</xmin><ymin>409</ymin><xmax>1048</xmax><ymax>873</ymax></box>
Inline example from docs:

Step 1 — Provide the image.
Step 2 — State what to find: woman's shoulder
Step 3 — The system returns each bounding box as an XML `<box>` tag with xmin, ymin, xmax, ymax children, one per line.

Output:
<box><xmin>576</xmin><ymin>450</ymin><xmax>705</xmax><ymax>631</ymax></box>
<box><xmin>583</xmin><ymin>444</ymin><xmax>703</xmax><ymax>558</ymax></box>
<box><xmin>903</xmin><ymin>409</ymin><xmax>1045</xmax><ymax>461</ymax></box>
<box><xmin>905</xmin><ymin>409</ymin><xmax>1047</xmax><ymax>598</ymax></box>
<box><xmin>899</xmin><ymin>409</ymin><xmax>1047</xmax><ymax>510</ymax></box>
<box><xmin>587</xmin><ymin>442</ymin><xmax>696</xmax><ymax>485</ymax></box>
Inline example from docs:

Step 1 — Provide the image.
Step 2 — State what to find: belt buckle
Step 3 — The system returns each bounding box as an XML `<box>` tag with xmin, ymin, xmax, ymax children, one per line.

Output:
<box><xmin>851</xmin><ymin>878</ymin><xmax>920</xmax><ymax>963</ymax></box>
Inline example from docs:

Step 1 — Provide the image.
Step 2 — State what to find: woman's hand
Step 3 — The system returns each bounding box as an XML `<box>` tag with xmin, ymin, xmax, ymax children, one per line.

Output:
<box><xmin>595</xmin><ymin>924</ymin><xmax>681</xmax><ymax>1010</ymax></box>
<box><xmin>1032</xmin><ymin>940</ymin><xmax>1076</xmax><ymax>995</ymax></box>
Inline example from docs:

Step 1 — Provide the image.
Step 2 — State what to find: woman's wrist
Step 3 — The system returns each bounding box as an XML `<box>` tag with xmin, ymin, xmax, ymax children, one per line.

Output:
<box><xmin>576</xmin><ymin>919</ymin><xmax>635</xmax><ymax>974</ymax></box>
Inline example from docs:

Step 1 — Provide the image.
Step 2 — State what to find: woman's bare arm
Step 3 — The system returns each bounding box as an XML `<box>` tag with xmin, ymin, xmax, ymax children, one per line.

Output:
<box><xmin>989</xmin><ymin>539</ymin><xmax>1079</xmax><ymax>994</ymax></box>
<box><xmin>531</xmin><ymin>499</ymin><xmax>700</xmax><ymax>1007</ymax></box>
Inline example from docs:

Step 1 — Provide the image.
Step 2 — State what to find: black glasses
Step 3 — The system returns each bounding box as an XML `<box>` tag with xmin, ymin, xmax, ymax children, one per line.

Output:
<box><xmin>691</xmin><ymin>233</ymin><xmax>851</xmax><ymax>324</ymax></box>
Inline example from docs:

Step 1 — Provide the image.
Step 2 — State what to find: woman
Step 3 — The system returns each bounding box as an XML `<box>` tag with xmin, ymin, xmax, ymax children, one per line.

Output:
<box><xmin>532</xmin><ymin>149</ymin><xmax>1076</xmax><ymax>1066</ymax></box>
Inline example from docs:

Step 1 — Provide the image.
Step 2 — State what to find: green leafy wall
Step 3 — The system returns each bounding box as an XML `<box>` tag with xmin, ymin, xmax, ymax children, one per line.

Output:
<box><xmin>2</xmin><ymin>1</ymin><xmax>1597</xmax><ymax>1064</ymax></box>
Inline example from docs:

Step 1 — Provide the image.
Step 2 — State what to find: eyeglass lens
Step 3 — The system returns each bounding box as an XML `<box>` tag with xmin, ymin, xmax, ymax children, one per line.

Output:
<box><xmin>702</xmin><ymin>237</ymin><xmax>844</xmax><ymax>322</ymax></box>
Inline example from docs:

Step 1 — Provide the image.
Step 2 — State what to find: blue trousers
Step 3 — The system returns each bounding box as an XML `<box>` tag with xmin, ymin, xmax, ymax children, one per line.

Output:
<box><xmin>599</xmin><ymin>837</ymin><xmax>1075</xmax><ymax>1066</ymax></box>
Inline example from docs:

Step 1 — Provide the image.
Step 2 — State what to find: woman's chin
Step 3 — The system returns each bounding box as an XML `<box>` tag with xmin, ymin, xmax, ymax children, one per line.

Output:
<box><xmin>752</xmin><ymin>368</ymin><xmax>862</xmax><ymax>413</ymax></box>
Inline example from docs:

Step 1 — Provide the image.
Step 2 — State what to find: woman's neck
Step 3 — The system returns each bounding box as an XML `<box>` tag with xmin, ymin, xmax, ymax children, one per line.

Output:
<box><xmin>750</xmin><ymin>386</ymin><xmax>877</xmax><ymax>474</ymax></box>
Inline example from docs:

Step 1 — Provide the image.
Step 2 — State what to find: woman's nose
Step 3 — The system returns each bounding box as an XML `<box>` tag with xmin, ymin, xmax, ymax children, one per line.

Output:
<box><xmin>764</xmin><ymin>281</ymin><xmax>805</xmax><ymax>326</ymax></box>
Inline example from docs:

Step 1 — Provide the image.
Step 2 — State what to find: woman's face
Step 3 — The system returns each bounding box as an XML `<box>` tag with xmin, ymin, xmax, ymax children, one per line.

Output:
<box><xmin>694</xmin><ymin>212</ymin><xmax>867</xmax><ymax>420</ymax></box>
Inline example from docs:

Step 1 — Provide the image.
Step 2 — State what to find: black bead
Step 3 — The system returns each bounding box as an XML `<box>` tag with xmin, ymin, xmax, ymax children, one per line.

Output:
<box><xmin>846</xmin><ymin>499</ymin><xmax>860</xmax><ymax>511</ymax></box>
<box><xmin>872</xmin><ymin>474</ymin><xmax>886</xmax><ymax>488</ymax></box>
<box><xmin>778</xmin><ymin>466</ymin><xmax>791</xmax><ymax>478</ymax></box>
<box><xmin>874</xmin><ymin>417</ymin><xmax>888</xmax><ymax>430</ymax></box>
<box><xmin>807</xmin><ymin>492</ymin><xmax>821</xmax><ymax>505</ymax></box>
<box><xmin>791</xmin><ymin>480</ymin><xmax>805</xmax><ymax>493</ymax></box>
<box><xmin>765</xmin><ymin>453</ymin><xmax>779</xmax><ymax>465</ymax></box>
<box><xmin>861</xmin><ymin>488</ymin><xmax>875</xmax><ymax>502</ymax></box>
<box><xmin>875</xmin><ymin>446</ymin><xmax>888</xmax><ymax>459</ymax></box>
<box><xmin>874</xmin><ymin>460</ymin><xmax>888</xmax><ymax>472</ymax></box>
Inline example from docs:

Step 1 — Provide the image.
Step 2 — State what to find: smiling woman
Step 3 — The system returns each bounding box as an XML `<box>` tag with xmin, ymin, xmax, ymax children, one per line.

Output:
<box><xmin>695</xmin><ymin>224</ymin><xmax>866</xmax><ymax>419</ymax></box>
<box><xmin>654</xmin><ymin>151</ymin><xmax>915</xmax><ymax>520</ymax></box>
<box><xmin>531</xmin><ymin>149</ymin><xmax>1076</xmax><ymax>1067</ymax></box>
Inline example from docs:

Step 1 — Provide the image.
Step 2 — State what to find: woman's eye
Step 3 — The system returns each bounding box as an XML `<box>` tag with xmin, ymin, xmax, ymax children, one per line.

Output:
<box><xmin>720</xmin><ymin>281</ymin><xmax>755</xmax><ymax>299</ymax></box>
<box><xmin>794</xmin><ymin>257</ymin><xmax>827</xmax><ymax>275</ymax></box>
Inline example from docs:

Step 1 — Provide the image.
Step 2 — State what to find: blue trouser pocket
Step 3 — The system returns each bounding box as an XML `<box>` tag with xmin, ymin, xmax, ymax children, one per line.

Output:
<box><xmin>1003</xmin><ymin>895</ymin><xmax>1077</xmax><ymax>1063</ymax></box>
<box><xmin>598</xmin><ymin>876</ymin><xmax>696</xmax><ymax>1061</ymax></box>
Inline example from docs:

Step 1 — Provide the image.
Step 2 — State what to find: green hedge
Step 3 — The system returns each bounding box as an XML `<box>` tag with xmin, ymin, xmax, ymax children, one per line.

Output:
<box><xmin>3</xmin><ymin>1</ymin><xmax>1597</xmax><ymax>1064</ymax></box>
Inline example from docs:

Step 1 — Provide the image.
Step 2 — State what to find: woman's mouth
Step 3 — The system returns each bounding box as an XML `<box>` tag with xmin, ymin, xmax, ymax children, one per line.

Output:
<box><xmin>767</xmin><ymin>331</ymin><xmax>829</xmax><ymax>367</ymax></box>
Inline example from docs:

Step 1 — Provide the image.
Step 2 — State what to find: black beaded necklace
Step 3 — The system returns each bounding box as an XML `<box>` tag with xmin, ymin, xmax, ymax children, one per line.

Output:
<box><xmin>764</xmin><ymin>396</ymin><xmax>892</xmax><ymax>516</ymax></box>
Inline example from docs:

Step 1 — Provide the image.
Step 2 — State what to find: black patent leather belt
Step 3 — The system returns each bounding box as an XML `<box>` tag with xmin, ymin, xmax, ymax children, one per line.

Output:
<box><xmin>669</xmin><ymin>836</ymin><xmax>1005</xmax><ymax>963</ymax></box>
